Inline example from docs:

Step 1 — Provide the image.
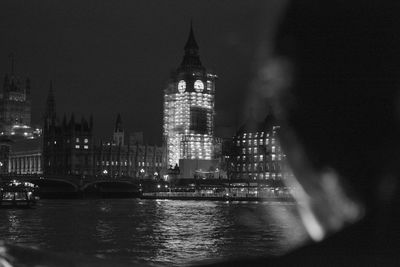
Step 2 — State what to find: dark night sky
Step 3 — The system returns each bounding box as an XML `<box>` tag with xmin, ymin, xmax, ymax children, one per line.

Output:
<box><xmin>0</xmin><ymin>0</ymin><xmax>280</xmax><ymax>144</ymax></box>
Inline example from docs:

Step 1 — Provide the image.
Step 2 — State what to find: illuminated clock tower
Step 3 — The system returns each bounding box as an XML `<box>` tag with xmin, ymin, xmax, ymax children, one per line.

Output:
<box><xmin>163</xmin><ymin>23</ymin><xmax>217</xmax><ymax>169</ymax></box>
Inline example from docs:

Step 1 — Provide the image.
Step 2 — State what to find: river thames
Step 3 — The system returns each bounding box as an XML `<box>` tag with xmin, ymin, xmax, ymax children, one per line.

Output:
<box><xmin>0</xmin><ymin>199</ymin><xmax>308</xmax><ymax>266</ymax></box>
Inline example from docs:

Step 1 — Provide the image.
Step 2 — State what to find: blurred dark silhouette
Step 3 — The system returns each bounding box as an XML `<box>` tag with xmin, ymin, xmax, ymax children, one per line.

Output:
<box><xmin>205</xmin><ymin>0</ymin><xmax>400</xmax><ymax>266</ymax></box>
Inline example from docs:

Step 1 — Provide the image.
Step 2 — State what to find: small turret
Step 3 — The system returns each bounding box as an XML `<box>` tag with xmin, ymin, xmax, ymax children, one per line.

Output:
<box><xmin>113</xmin><ymin>113</ymin><xmax>124</xmax><ymax>146</ymax></box>
<box><xmin>69</xmin><ymin>113</ymin><xmax>75</xmax><ymax>130</ymax></box>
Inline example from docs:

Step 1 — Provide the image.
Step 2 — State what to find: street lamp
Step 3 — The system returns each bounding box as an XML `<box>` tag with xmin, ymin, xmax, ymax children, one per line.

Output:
<box><xmin>139</xmin><ymin>168</ymin><xmax>145</xmax><ymax>194</ymax></box>
<box><xmin>140</xmin><ymin>168</ymin><xmax>145</xmax><ymax>182</ymax></box>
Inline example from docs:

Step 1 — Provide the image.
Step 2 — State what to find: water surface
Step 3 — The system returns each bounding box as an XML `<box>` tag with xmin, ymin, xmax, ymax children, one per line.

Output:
<box><xmin>0</xmin><ymin>199</ymin><xmax>307</xmax><ymax>266</ymax></box>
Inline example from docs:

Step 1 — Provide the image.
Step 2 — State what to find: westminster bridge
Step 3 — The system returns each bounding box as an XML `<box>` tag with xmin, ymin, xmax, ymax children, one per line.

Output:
<box><xmin>0</xmin><ymin>174</ymin><xmax>141</xmax><ymax>198</ymax></box>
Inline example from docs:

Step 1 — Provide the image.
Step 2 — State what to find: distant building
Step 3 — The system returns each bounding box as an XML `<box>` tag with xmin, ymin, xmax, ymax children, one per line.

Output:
<box><xmin>230</xmin><ymin>112</ymin><xmax>292</xmax><ymax>181</ymax></box>
<box><xmin>163</xmin><ymin>23</ymin><xmax>217</xmax><ymax>177</ymax></box>
<box><xmin>8</xmin><ymin>138</ymin><xmax>42</xmax><ymax>175</ymax></box>
<box><xmin>42</xmin><ymin>84</ymin><xmax>94</xmax><ymax>176</ymax></box>
<box><xmin>93</xmin><ymin>115</ymin><xmax>164</xmax><ymax>178</ymax></box>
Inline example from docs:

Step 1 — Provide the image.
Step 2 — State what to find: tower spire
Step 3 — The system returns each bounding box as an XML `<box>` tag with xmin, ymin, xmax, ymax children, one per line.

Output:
<box><xmin>184</xmin><ymin>20</ymin><xmax>199</xmax><ymax>51</ymax></box>
<box><xmin>180</xmin><ymin>21</ymin><xmax>203</xmax><ymax>69</ymax></box>
<box><xmin>45</xmin><ymin>81</ymin><xmax>56</xmax><ymax>119</ymax></box>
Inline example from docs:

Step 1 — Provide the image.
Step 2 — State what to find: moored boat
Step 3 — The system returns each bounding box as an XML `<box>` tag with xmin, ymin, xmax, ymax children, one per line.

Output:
<box><xmin>0</xmin><ymin>180</ymin><xmax>39</xmax><ymax>208</ymax></box>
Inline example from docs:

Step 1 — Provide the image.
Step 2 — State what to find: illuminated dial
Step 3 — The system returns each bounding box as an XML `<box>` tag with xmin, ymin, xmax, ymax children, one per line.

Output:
<box><xmin>178</xmin><ymin>80</ymin><xmax>186</xmax><ymax>93</ymax></box>
<box><xmin>194</xmin><ymin>80</ymin><xmax>204</xmax><ymax>92</ymax></box>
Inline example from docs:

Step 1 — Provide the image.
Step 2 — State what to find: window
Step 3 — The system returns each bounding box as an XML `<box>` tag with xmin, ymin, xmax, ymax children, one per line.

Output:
<box><xmin>84</xmin><ymin>145</ymin><xmax>89</xmax><ymax>149</ymax></box>
<box><xmin>76</xmin><ymin>138</ymin><xmax>80</xmax><ymax>143</ymax></box>
<box><xmin>75</xmin><ymin>145</ymin><xmax>80</xmax><ymax>149</ymax></box>
<box><xmin>84</xmin><ymin>138</ymin><xmax>89</xmax><ymax>143</ymax></box>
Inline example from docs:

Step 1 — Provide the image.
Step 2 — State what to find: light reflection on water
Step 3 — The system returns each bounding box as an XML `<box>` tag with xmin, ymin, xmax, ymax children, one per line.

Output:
<box><xmin>0</xmin><ymin>199</ymin><xmax>307</xmax><ymax>266</ymax></box>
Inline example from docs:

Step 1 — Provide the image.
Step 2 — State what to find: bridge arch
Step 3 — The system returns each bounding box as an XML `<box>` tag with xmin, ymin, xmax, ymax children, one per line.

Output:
<box><xmin>81</xmin><ymin>180</ymin><xmax>137</xmax><ymax>191</ymax></box>
<box><xmin>29</xmin><ymin>178</ymin><xmax>79</xmax><ymax>191</ymax></box>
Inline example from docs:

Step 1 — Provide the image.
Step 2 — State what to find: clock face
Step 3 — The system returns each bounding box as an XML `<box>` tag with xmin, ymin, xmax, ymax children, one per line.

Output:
<box><xmin>194</xmin><ymin>80</ymin><xmax>204</xmax><ymax>92</ymax></box>
<box><xmin>178</xmin><ymin>80</ymin><xmax>186</xmax><ymax>93</ymax></box>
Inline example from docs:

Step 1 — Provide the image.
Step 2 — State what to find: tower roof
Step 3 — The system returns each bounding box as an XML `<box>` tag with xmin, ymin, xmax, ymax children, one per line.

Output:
<box><xmin>3</xmin><ymin>54</ymin><xmax>28</xmax><ymax>93</ymax></box>
<box><xmin>236</xmin><ymin>110</ymin><xmax>278</xmax><ymax>135</ymax></box>
<box><xmin>180</xmin><ymin>22</ymin><xmax>204</xmax><ymax>70</ymax></box>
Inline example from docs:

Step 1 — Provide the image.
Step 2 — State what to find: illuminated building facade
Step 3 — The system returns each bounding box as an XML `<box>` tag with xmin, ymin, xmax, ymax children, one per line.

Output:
<box><xmin>230</xmin><ymin>112</ymin><xmax>292</xmax><ymax>181</ymax></box>
<box><xmin>163</xmin><ymin>24</ymin><xmax>217</xmax><ymax>168</ymax></box>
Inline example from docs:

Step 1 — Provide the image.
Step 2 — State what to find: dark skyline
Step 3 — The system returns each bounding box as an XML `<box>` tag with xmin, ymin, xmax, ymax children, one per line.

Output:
<box><xmin>0</xmin><ymin>0</ymin><xmax>278</xmax><ymax>144</ymax></box>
